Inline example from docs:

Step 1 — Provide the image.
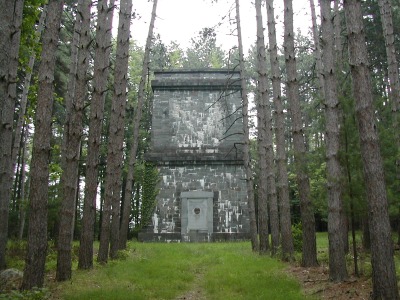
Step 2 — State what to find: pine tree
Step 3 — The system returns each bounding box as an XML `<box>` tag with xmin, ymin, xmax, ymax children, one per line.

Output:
<box><xmin>283</xmin><ymin>0</ymin><xmax>318</xmax><ymax>267</ymax></box>
<box><xmin>0</xmin><ymin>0</ymin><xmax>24</xmax><ymax>270</ymax></box>
<box><xmin>319</xmin><ymin>0</ymin><xmax>348</xmax><ymax>281</ymax></box>
<box><xmin>57</xmin><ymin>0</ymin><xmax>92</xmax><ymax>281</ymax></box>
<box><xmin>21</xmin><ymin>0</ymin><xmax>65</xmax><ymax>289</ymax></box>
<box><xmin>266</xmin><ymin>0</ymin><xmax>294</xmax><ymax>260</ymax></box>
<box><xmin>343</xmin><ymin>0</ymin><xmax>399</xmax><ymax>298</ymax></box>
<box><xmin>79</xmin><ymin>0</ymin><xmax>116</xmax><ymax>269</ymax></box>
<box><xmin>119</xmin><ymin>0</ymin><xmax>159</xmax><ymax>249</ymax></box>
<box><xmin>255</xmin><ymin>0</ymin><xmax>279</xmax><ymax>255</ymax></box>
<box><xmin>235</xmin><ymin>0</ymin><xmax>259</xmax><ymax>251</ymax></box>
<box><xmin>98</xmin><ymin>0</ymin><xmax>133</xmax><ymax>262</ymax></box>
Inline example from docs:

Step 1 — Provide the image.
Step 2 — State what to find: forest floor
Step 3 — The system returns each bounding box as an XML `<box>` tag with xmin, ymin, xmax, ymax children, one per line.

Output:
<box><xmin>287</xmin><ymin>265</ymin><xmax>372</xmax><ymax>299</ymax></box>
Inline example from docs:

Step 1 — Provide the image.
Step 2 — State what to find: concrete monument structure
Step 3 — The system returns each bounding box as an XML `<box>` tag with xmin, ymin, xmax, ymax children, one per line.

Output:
<box><xmin>139</xmin><ymin>69</ymin><xmax>250</xmax><ymax>242</ymax></box>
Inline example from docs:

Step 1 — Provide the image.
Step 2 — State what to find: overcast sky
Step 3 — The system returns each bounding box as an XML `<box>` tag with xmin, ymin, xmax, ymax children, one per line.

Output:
<box><xmin>123</xmin><ymin>0</ymin><xmax>313</xmax><ymax>53</ymax></box>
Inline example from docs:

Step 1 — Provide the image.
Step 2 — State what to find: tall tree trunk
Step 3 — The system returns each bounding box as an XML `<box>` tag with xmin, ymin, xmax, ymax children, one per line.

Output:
<box><xmin>119</xmin><ymin>0</ymin><xmax>158</xmax><ymax>250</ymax></box>
<box><xmin>255</xmin><ymin>0</ymin><xmax>280</xmax><ymax>255</ymax></box>
<box><xmin>79</xmin><ymin>0</ymin><xmax>115</xmax><ymax>270</ymax></box>
<box><xmin>98</xmin><ymin>0</ymin><xmax>133</xmax><ymax>262</ymax></box>
<box><xmin>11</xmin><ymin>7</ymin><xmax>47</xmax><ymax>180</ymax></box>
<box><xmin>56</xmin><ymin>0</ymin><xmax>92</xmax><ymax>282</ymax></box>
<box><xmin>344</xmin><ymin>122</ymin><xmax>359</xmax><ymax>276</ymax></box>
<box><xmin>333</xmin><ymin>0</ymin><xmax>350</xmax><ymax>255</ymax></box>
<box><xmin>283</xmin><ymin>0</ymin><xmax>318</xmax><ymax>267</ymax></box>
<box><xmin>61</xmin><ymin>2</ymin><xmax>82</xmax><ymax>167</ymax></box>
<box><xmin>378</xmin><ymin>0</ymin><xmax>400</xmax><ymax>231</ymax></box>
<box><xmin>21</xmin><ymin>0</ymin><xmax>64</xmax><ymax>289</ymax></box>
<box><xmin>255</xmin><ymin>0</ymin><xmax>270</xmax><ymax>255</ymax></box>
<box><xmin>18</xmin><ymin>126</ymin><xmax>28</xmax><ymax>240</ymax></box>
<box><xmin>343</xmin><ymin>0</ymin><xmax>399</xmax><ymax>298</ymax></box>
<box><xmin>333</xmin><ymin>0</ymin><xmax>342</xmax><ymax>60</ymax></box>
<box><xmin>234</xmin><ymin>0</ymin><xmax>259</xmax><ymax>252</ymax></box>
<box><xmin>0</xmin><ymin>0</ymin><xmax>24</xmax><ymax>270</ymax></box>
<box><xmin>266</xmin><ymin>0</ymin><xmax>294</xmax><ymax>261</ymax></box>
<box><xmin>309</xmin><ymin>0</ymin><xmax>325</xmax><ymax>94</ymax></box>
<box><xmin>319</xmin><ymin>0</ymin><xmax>348</xmax><ymax>282</ymax></box>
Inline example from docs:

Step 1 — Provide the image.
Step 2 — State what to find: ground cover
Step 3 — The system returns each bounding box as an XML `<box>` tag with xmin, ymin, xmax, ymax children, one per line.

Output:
<box><xmin>52</xmin><ymin>242</ymin><xmax>307</xmax><ymax>300</ymax></box>
<box><xmin>3</xmin><ymin>232</ymin><xmax>400</xmax><ymax>299</ymax></box>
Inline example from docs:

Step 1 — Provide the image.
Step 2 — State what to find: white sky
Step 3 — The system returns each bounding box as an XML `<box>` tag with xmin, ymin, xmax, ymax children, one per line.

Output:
<box><xmin>120</xmin><ymin>0</ymin><xmax>313</xmax><ymax>53</ymax></box>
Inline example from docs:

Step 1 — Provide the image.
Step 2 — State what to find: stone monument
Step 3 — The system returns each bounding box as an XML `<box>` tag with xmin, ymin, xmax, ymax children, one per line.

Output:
<box><xmin>139</xmin><ymin>69</ymin><xmax>250</xmax><ymax>242</ymax></box>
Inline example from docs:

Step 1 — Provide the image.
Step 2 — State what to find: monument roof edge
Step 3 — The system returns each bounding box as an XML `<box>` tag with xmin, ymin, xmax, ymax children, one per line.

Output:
<box><xmin>152</xmin><ymin>68</ymin><xmax>240</xmax><ymax>74</ymax></box>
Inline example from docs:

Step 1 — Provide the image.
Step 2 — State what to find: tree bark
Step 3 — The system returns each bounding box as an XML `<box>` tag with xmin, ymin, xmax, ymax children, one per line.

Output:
<box><xmin>378</xmin><ymin>0</ymin><xmax>400</xmax><ymax>232</ymax></box>
<box><xmin>0</xmin><ymin>0</ymin><xmax>24</xmax><ymax>270</ymax></box>
<box><xmin>56</xmin><ymin>0</ymin><xmax>92</xmax><ymax>282</ymax></box>
<box><xmin>119</xmin><ymin>0</ymin><xmax>158</xmax><ymax>250</ymax></box>
<box><xmin>21</xmin><ymin>0</ymin><xmax>64</xmax><ymax>289</ymax></box>
<box><xmin>255</xmin><ymin>0</ymin><xmax>270</xmax><ymax>255</ymax></box>
<box><xmin>234</xmin><ymin>0</ymin><xmax>259</xmax><ymax>252</ymax></box>
<box><xmin>266</xmin><ymin>0</ymin><xmax>294</xmax><ymax>261</ymax></box>
<box><xmin>11</xmin><ymin>6</ymin><xmax>46</xmax><ymax>181</ymax></box>
<box><xmin>283</xmin><ymin>0</ymin><xmax>318</xmax><ymax>267</ymax></box>
<box><xmin>309</xmin><ymin>0</ymin><xmax>325</xmax><ymax>94</ymax></box>
<box><xmin>79</xmin><ymin>0</ymin><xmax>115</xmax><ymax>269</ymax></box>
<box><xmin>255</xmin><ymin>0</ymin><xmax>280</xmax><ymax>255</ymax></box>
<box><xmin>319</xmin><ymin>0</ymin><xmax>348</xmax><ymax>282</ymax></box>
<box><xmin>98</xmin><ymin>0</ymin><xmax>133</xmax><ymax>262</ymax></box>
<box><xmin>17</xmin><ymin>126</ymin><xmax>28</xmax><ymax>240</ymax></box>
<box><xmin>343</xmin><ymin>0</ymin><xmax>399</xmax><ymax>298</ymax></box>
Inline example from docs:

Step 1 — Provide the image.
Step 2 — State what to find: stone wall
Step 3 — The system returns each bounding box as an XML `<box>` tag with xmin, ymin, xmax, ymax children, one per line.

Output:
<box><xmin>140</xmin><ymin>70</ymin><xmax>250</xmax><ymax>242</ymax></box>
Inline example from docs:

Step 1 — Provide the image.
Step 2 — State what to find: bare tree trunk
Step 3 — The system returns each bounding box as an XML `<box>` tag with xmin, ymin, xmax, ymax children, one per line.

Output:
<box><xmin>343</xmin><ymin>118</ymin><xmax>359</xmax><ymax>276</ymax></box>
<box><xmin>0</xmin><ymin>0</ymin><xmax>24</xmax><ymax>270</ymax></box>
<box><xmin>266</xmin><ymin>0</ymin><xmax>294</xmax><ymax>261</ymax></box>
<box><xmin>98</xmin><ymin>0</ymin><xmax>133</xmax><ymax>262</ymax></box>
<box><xmin>333</xmin><ymin>0</ymin><xmax>342</xmax><ymax>60</ymax></box>
<box><xmin>56</xmin><ymin>0</ymin><xmax>91</xmax><ymax>282</ymax></box>
<box><xmin>17</xmin><ymin>125</ymin><xmax>28</xmax><ymax>240</ymax></box>
<box><xmin>79</xmin><ymin>0</ymin><xmax>115</xmax><ymax>270</ymax></box>
<box><xmin>319</xmin><ymin>0</ymin><xmax>348</xmax><ymax>282</ymax></box>
<box><xmin>119</xmin><ymin>0</ymin><xmax>158</xmax><ymax>250</ymax></box>
<box><xmin>234</xmin><ymin>0</ymin><xmax>259</xmax><ymax>251</ymax></box>
<box><xmin>283</xmin><ymin>0</ymin><xmax>318</xmax><ymax>267</ymax></box>
<box><xmin>333</xmin><ymin>0</ymin><xmax>350</xmax><ymax>256</ymax></box>
<box><xmin>11</xmin><ymin>7</ymin><xmax>47</xmax><ymax>179</ymax></box>
<box><xmin>378</xmin><ymin>0</ymin><xmax>400</xmax><ymax>233</ymax></box>
<box><xmin>309</xmin><ymin>0</ymin><xmax>325</xmax><ymax>94</ymax></box>
<box><xmin>255</xmin><ymin>0</ymin><xmax>270</xmax><ymax>255</ymax></box>
<box><xmin>255</xmin><ymin>0</ymin><xmax>279</xmax><ymax>255</ymax></box>
<box><xmin>343</xmin><ymin>0</ymin><xmax>399</xmax><ymax>298</ymax></box>
<box><xmin>21</xmin><ymin>0</ymin><xmax>64</xmax><ymax>289</ymax></box>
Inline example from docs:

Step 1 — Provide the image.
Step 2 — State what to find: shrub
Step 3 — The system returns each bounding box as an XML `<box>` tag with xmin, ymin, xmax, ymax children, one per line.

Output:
<box><xmin>292</xmin><ymin>222</ymin><xmax>303</xmax><ymax>252</ymax></box>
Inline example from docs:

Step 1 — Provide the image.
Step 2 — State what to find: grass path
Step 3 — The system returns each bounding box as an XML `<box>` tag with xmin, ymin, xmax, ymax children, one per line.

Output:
<box><xmin>175</xmin><ymin>268</ymin><xmax>206</xmax><ymax>300</ymax></box>
<box><xmin>55</xmin><ymin>242</ymin><xmax>308</xmax><ymax>300</ymax></box>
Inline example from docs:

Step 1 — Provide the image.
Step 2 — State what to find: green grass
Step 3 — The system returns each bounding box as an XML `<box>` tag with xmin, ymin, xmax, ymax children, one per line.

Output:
<box><xmin>12</xmin><ymin>231</ymin><xmax>400</xmax><ymax>299</ymax></box>
<box><xmin>56</xmin><ymin>242</ymin><xmax>308</xmax><ymax>300</ymax></box>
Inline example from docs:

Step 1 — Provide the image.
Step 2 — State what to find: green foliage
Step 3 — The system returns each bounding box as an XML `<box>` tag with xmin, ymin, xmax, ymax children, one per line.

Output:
<box><xmin>5</xmin><ymin>240</ymin><xmax>26</xmax><ymax>270</ymax></box>
<box><xmin>292</xmin><ymin>223</ymin><xmax>303</xmax><ymax>253</ymax></box>
<box><xmin>309</xmin><ymin>153</ymin><xmax>327</xmax><ymax>223</ymax></box>
<box><xmin>183</xmin><ymin>27</ymin><xmax>227</xmax><ymax>69</ymax></box>
<box><xmin>133</xmin><ymin>162</ymin><xmax>159</xmax><ymax>230</ymax></box>
<box><xmin>19</xmin><ymin>1</ymin><xmax>46</xmax><ymax>69</ymax></box>
<box><xmin>114</xmin><ymin>249</ymin><xmax>130</xmax><ymax>261</ymax></box>
<box><xmin>150</xmin><ymin>37</ymin><xmax>185</xmax><ymax>70</ymax></box>
<box><xmin>0</xmin><ymin>288</ymin><xmax>50</xmax><ymax>300</ymax></box>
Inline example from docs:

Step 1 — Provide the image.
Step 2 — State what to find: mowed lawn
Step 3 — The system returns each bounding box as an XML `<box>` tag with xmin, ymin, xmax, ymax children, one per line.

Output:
<box><xmin>55</xmin><ymin>242</ymin><xmax>309</xmax><ymax>300</ymax></box>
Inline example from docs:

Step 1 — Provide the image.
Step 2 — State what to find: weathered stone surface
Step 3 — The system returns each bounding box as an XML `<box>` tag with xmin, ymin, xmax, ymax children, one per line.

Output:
<box><xmin>141</xmin><ymin>69</ymin><xmax>250</xmax><ymax>242</ymax></box>
<box><xmin>0</xmin><ymin>268</ymin><xmax>23</xmax><ymax>291</ymax></box>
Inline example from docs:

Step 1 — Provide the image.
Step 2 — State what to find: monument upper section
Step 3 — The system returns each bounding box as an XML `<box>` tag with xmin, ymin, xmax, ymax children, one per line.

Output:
<box><xmin>146</xmin><ymin>69</ymin><xmax>244</xmax><ymax>163</ymax></box>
